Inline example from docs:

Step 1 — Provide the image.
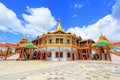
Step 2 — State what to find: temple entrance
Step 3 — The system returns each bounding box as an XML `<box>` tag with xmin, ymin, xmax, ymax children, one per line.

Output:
<box><xmin>33</xmin><ymin>51</ymin><xmax>37</xmax><ymax>60</ymax></box>
<box><xmin>105</xmin><ymin>53</ymin><xmax>108</xmax><ymax>60</ymax></box>
<box><xmin>42</xmin><ymin>52</ymin><xmax>46</xmax><ymax>60</ymax></box>
<box><xmin>78</xmin><ymin>52</ymin><xmax>80</xmax><ymax>60</ymax></box>
<box><xmin>73</xmin><ymin>53</ymin><xmax>75</xmax><ymax>60</ymax></box>
<box><xmin>93</xmin><ymin>54</ymin><xmax>99</xmax><ymax>60</ymax></box>
<box><xmin>55</xmin><ymin>52</ymin><xmax>59</xmax><ymax>58</ymax></box>
<box><xmin>55</xmin><ymin>52</ymin><xmax>64</xmax><ymax>61</ymax></box>
<box><xmin>32</xmin><ymin>51</ymin><xmax>40</xmax><ymax>60</ymax></box>
<box><xmin>60</xmin><ymin>52</ymin><xmax>63</xmax><ymax>58</ymax></box>
<box><xmin>83</xmin><ymin>54</ymin><xmax>87</xmax><ymax>60</ymax></box>
<box><xmin>48</xmin><ymin>52</ymin><xmax>52</xmax><ymax>58</ymax></box>
<box><xmin>67</xmin><ymin>52</ymin><xmax>70</xmax><ymax>58</ymax></box>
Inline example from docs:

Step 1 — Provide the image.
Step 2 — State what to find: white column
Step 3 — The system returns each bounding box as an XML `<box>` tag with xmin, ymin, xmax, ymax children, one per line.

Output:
<box><xmin>62</xmin><ymin>51</ymin><xmax>67</xmax><ymax>61</ymax></box>
<box><xmin>52</xmin><ymin>51</ymin><xmax>57</xmax><ymax>61</ymax></box>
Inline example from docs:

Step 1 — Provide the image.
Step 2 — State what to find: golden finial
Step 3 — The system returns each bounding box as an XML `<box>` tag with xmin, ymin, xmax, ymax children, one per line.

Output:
<box><xmin>58</xmin><ymin>18</ymin><xmax>60</xmax><ymax>24</ymax></box>
<box><xmin>55</xmin><ymin>18</ymin><xmax>64</xmax><ymax>32</ymax></box>
<box><xmin>98</xmin><ymin>32</ymin><xmax>109</xmax><ymax>42</ymax></box>
<box><xmin>23</xmin><ymin>34</ymin><xmax>27</xmax><ymax>39</ymax></box>
<box><xmin>101</xmin><ymin>32</ymin><xmax>103</xmax><ymax>36</ymax></box>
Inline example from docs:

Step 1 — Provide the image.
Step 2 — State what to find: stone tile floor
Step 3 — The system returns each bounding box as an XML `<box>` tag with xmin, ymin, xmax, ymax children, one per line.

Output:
<box><xmin>0</xmin><ymin>61</ymin><xmax>120</xmax><ymax>80</ymax></box>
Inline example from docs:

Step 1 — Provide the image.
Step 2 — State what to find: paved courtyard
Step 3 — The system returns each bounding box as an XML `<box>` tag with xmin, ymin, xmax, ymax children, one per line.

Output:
<box><xmin>0</xmin><ymin>61</ymin><xmax>120</xmax><ymax>80</ymax></box>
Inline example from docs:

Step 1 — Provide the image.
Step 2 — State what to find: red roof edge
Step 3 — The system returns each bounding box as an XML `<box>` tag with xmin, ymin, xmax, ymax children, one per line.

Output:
<box><xmin>114</xmin><ymin>42</ymin><xmax>120</xmax><ymax>45</ymax></box>
<box><xmin>0</xmin><ymin>43</ymin><xmax>17</xmax><ymax>47</ymax></box>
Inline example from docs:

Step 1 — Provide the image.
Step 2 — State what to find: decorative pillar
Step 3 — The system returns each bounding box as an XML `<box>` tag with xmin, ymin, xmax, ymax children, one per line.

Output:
<box><xmin>70</xmin><ymin>47</ymin><xmax>73</xmax><ymax>60</ymax></box>
<box><xmin>46</xmin><ymin>47</ymin><xmax>48</xmax><ymax>61</ymax></box>
<box><xmin>28</xmin><ymin>48</ymin><xmax>30</xmax><ymax>60</ymax></box>
<box><xmin>21</xmin><ymin>47</ymin><xmax>24</xmax><ymax>61</ymax></box>
<box><xmin>76</xmin><ymin>49</ymin><xmax>78</xmax><ymax>60</ymax></box>
<box><xmin>29</xmin><ymin>49</ymin><xmax>31</xmax><ymax>60</ymax></box>
<box><xmin>58</xmin><ymin>47</ymin><xmax>60</xmax><ymax>61</ymax></box>
<box><xmin>19</xmin><ymin>48</ymin><xmax>21</xmax><ymax>60</ymax></box>
<box><xmin>28</xmin><ymin>49</ymin><xmax>31</xmax><ymax>60</ymax></box>
<box><xmin>40</xmin><ymin>50</ymin><xmax>42</xmax><ymax>60</ymax></box>
<box><xmin>87</xmin><ymin>49</ymin><xmax>90</xmax><ymax>60</ymax></box>
<box><xmin>19</xmin><ymin>47</ymin><xmax>23</xmax><ymax>61</ymax></box>
<box><xmin>98</xmin><ymin>47</ymin><xmax>101</xmax><ymax>60</ymax></box>
<box><xmin>36</xmin><ymin>51</ymin><xmax>38</xmax><ymax>60</ymax></box>
<box><xmin>107</xmin><ymin>48</ymin><xmax>112</xmax><ymax>61</ymax></box>
<box><xmin>4</xmin><ymin>46</ymin><xmax>9</xmax><ymax>60</ymax></box>
<box><xmin>86</xmin><ymin>49</ymin><xmax>88</xmax><ymax>60</ymax></box>
<box><xmin>80</xmin><ymin>49</ymin><xmax>83</xmax><ymax>60</ymax></box>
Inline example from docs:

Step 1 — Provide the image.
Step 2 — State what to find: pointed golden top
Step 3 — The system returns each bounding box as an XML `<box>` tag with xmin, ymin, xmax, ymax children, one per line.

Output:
<box><xmin>23</xmin><ymin>34</ymin><xmax>27</xmax><ymax>39</ymax></box>
<box><xmin>55</xmin><ymin>19</ymin><xmax>64</xmax><ymax>32</ymax></box>
<box><xmin>98</xmin><ymin>32</ymin><xmax>109</xmax><ymax>42</ymax></box>
<box><xmin>22</xmin><ymin>34</ymin><xmax>28</xmax><ymax>43</ymax></box>
<box><xmin>101</xmin><ymin>32</ymin><xmax>103</xmax><ymax>36</ymax></box>
<box><xmin>17</xmin><ymin>34</ymin><xmax>28</xmax><ymax>45</ymax></box>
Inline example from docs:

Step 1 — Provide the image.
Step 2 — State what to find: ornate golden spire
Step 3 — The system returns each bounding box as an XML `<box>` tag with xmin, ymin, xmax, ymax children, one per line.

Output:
<box><xmin>55</xmin><ymin>18</ymin><xmax>64</xmax><ymax>32</ymax></box>
<box><xmin>18</xmin><ymin>34</ymin><xmax>28</xmax><ymax>45</ymax></box>
<box><xmin>98</xmin><ymin>32</ymin><xmax>109</xmax><ymax>42</ymax></box>
<box><xmin>23</xmin><ymin>34</ymin><xmax>27</xmax><ymax>39</ymax></box>
<box><xmin>101</xmin><ymin>32</ymin><xmax>103</xmax><ymax>37</ymax></box>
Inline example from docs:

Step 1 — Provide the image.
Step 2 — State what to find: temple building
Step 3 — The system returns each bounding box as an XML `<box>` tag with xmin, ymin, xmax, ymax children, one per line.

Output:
<box><xmin>15</xmin><ymin>19</ymin><xmax>116</xmax><ymax>61</ymax></box>
<box><xmin>92</xmin><ymin>33</ymin><xmax>113</xmax><ymax>61</ymax></box>
<box><xmin>1</xmin><ymin>20</ymin><xmax>119</xmax><ymax>61</ymax></box>
<box><xmin>30</xmin><ymin>19</ymin><xmax>94</xmax><ymax>61</ymax></box>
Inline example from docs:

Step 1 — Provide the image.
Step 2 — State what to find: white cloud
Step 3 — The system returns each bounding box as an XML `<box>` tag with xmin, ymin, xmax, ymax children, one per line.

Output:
<box><xmin>0</xmin><ymin>3</ymin><xmax>25</xmax><ymax>34</ymax></box>
<box><xmin>0</xmin><ymin>25</ymin><xmax>8</xmax><ymax>32</ymax></box>
<box><xmin>72</xmin><ymin>14</ymin><xmax>77</xmax><ymax>18</ymax></box>
<box><xmin>71</xmin><ymin>3</ymin><xmax>83</xmax><ymax>9</ymax></box>
<box><xmin>67</xmin><ymin>0</ymin><xmax>120</xmax><ymax>42</ymax></box>
<box><xmin>73</xmin><ymin>3</ymin><xmax>83</xmax><ymax>9</ymax></box>
<box><xmin>22</xmin><ymin>7</ymin><xmax>57</xmax><ymax>37</ymax></box>
<box><xmin>112</xmin><ymin>0</ymin><xmax>120</xmax><ymax>20</ymax></box>
<box><xmin>68</xmin><ymin>0</ymin><xmax>120</xmax><ymax>60</ymax></box>
<box><xmin>0</xmin><ymin>3</ymin><xmax>57</xmax><ymax>38</ymax></box>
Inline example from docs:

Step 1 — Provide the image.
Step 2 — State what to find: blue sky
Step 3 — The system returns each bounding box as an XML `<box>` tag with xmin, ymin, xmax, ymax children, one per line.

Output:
<box><xmin>0</xmin><ymin>0</ymin><xmax>120</xmax><ymax>43</ymax></box>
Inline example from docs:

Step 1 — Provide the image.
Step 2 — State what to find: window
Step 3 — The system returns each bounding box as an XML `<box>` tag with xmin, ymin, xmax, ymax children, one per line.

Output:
<box><xmin>72</xmin><ymin>40</ymin><xmax>74</xmax><ymax>44</ymax></box>
<box><xmin>56</xmin><ymin>38</ymin><xmax>59</xmax><ymax>43</ymax></box>
<box><xmin>45</xmin><ymin>40</ymin><xmax>47</xmax><ymax>44</ymax></box>
<box><xmin>67</xmin><ymin>52</ymin><xmax>70</xmax><ymax>58</ymax></box>
<box><xmin>60</xmin><ymin>52</ymin><xmax>63</xmax><ymax>57</ymax></box>
<box><xmin>60</xmin><ymin>38</ymin><xmax>63</xmax><ymax>43</ymax></box>
<box><xmin>67</xmin><ymin>39</ymin><xmax>69</xmax><ymax>44</ymax></box>
<box><xmin>39</xmin><ymin>40</ymin><xmax>42</xmax><ymax>45</ymax></box>
<box><xmin>36</xmin><ymin>41</ymin><xmax>38</xmax><ymax>45</ymax></box>
<box><xmin>82</xmin><ymin>49</ymin><xmax>86</xmax><ymax>53</ymax></box>
<box><xmin>48</xmin><ymin>52</ymin><xmax>51</xmax><ymax>57</ymax></box>
<box><xmin>49</xmin><ymin>39</ymin><xmax>52</xmax><ymax>43</ymax></box>
<box><xmin>56</xmin><ymin>52</ymin><xmax>59</xmax><ymax>58</ymax></box>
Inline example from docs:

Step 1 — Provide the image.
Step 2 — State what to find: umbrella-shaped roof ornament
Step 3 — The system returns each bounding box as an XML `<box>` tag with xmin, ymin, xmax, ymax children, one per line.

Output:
<box><xmin>24</xmin><ymin>44</ymin><xmax>36</xmax><ymax>49</ymax></box>
<box><xmin>92</xmin><ymin>32</ymin><xmax>113</xmax><ymax>47</ymax></box>
<box><xmin>95</xmin><ymin>42</ymin><xmax>109</xmax><ymax>47</ymax></box>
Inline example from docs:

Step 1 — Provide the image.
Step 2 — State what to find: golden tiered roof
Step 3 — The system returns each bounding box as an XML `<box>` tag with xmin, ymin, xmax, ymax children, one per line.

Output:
<box><xmin>92</xmin><ymin>32</ymin><xmax>113</xmax><ymax>49</ymax></box>
<box><xmin>18</xmin><ymin>34</ymin><xmax>28</xmax><ymax>45</ymax></box>
<box><xmin>98</xmin><ymin>32</ymin><xmax>109</xmax><ymax>42</ymax></box>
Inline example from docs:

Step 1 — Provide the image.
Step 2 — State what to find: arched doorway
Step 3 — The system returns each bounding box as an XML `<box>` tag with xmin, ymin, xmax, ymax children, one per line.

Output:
<box><xmin>33</xmin><ymin>51</ymin><xmax>37</xmax><ymax>60</ymax></box>
<box><xmin>42</xmin><ymin>52</ymin><xmax>46</xmax><ymax>60</ymax></box>
<box><xmin>48</xmin><ymin>52</ymin><xmax>52</xmax><ymax>60</ymax></box>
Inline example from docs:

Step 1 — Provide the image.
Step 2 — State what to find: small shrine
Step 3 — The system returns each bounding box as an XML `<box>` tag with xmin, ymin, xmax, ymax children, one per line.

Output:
<box><xmin>92</xmin><ymin>33</ymin><xmax>113</xmax><ymax>61</ymax></box>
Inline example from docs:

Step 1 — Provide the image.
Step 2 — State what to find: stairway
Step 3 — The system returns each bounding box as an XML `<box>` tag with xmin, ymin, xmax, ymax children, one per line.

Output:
<box><xmin>111</xmin><ymin>51</ymin><xmax>120</xmax><ymax>57</ymax></box>
<box><xmin>7</xmin><ymin>52</ymin><xmax>19</xmax><ymax>60</ymax></box>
